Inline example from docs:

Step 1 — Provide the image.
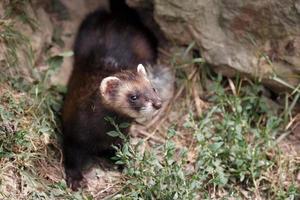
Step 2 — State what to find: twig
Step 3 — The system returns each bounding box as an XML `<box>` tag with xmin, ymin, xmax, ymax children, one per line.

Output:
<box><xmin>285</xmin><ymin>114</ymin><xmax>299</xmax><ymax>130</ymax></box>
<box><xmin>147</xmin><ymin>67</ymin><xmax>199</xmax><ymax>139</ymax></box>
<box><xmin>276</xmin><ymin>131</ymin><xmax>292</xmax><ymax>143</ymax></box>
<box><xmin>228</xmin><ymin>78</ymin><xmax>237</xmax><ymax>96</ymax></box>
<box><xmin>138</xmin><ymin>129</ymin><xmax>164</xmax><ymax>144</ymax></box>
<box><xmin>174</xmin><ymin>67</ymin><xmax>198</xmax><ymax>101</ymax></box>
<box><xmin>146</xmin><ymin>101</ymin><xmax>171</xmax><ymax>128</ymax></box>
<box><xmin>158</xmin><ymin>48</ymin><xmax>172</xmax><ymax>57</ymax></box>
<box><xmin>191</xmin><ymin>68</ymin><xmax>206</xmax><ymax>116</ymax></box>
<box><xmin>95</xmin><ymin>183</ymin><xmax>120</xmax><ymax>198</ymax></box>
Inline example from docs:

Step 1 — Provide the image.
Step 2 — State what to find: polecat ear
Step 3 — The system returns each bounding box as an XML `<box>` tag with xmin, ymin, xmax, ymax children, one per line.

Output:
<box><xmin>100</xmin><ymin>76</ymin><xmax>120</xmax><ymax>97</ymax></box>
<box><xmin>137</xmin><ymin>64</ymin><xmax>147</xmax><ymax>77</ymax></box>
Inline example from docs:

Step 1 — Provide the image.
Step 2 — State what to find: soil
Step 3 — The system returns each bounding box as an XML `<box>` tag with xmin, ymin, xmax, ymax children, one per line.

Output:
<box><xmin>27</xmin><ymin>0</ymin><xmax>300</xmax><ymax>197</ymax></box>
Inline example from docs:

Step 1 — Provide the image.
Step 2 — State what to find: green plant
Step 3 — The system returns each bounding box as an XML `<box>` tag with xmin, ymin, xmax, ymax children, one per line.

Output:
<box><xmin>111</xmin><ymin>127</ymin><xmax>196</xmax><ymax>200</ymax></box>
<box><xmin>111</xmin><ymin>76</ymin><xmax>299</xmax><ymax>199</ymax></box>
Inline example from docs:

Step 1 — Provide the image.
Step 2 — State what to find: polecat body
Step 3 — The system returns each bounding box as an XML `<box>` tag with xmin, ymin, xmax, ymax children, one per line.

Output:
<box><xmin>62</xmin><ymin>0</ymin><xmax>162</xmax><ymax>190</ymax></box>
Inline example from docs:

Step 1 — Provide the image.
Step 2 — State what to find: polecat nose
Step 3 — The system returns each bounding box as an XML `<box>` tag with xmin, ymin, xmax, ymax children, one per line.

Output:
<box><xmin>153</xmin><ymin>101</ymin><xmax>162</xmax><ymax>110</ymax></box>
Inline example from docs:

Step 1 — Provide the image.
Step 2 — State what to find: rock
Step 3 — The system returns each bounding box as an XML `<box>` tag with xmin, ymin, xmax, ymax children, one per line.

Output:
<box><xmin>4</xmin><ymin>0</ymin><xmax>299</xmax><ymax>91</ymax></box>
<box><xmin>22</xmin><ymin>6</ymin><xmax>53</xmax><ymax>61</ymax></box>
<box><xmin>129</xmin><ymin>0</ymin><xmax>300</xmax><ymax>92</ymax></box>
<box><xmin>0</xmin><ymin>1</ymin><xmax>53</xmax><ymax>74</ymax></box>
<box><xmin>51</xmin><ymin>0</ymin><xmax>108</xmax><ymax>85</ymax></box>
<box><xmin>0</xmin><ymin>3</ymin><xmax>5</xmax><ymax>62</ymax></box>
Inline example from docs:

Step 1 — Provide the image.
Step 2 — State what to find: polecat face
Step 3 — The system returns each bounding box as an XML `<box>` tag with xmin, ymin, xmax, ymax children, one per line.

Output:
<box><xmin>100</xmin><ymin>64</ymin><xmax>162</xmax><ymax>122</ymax></box>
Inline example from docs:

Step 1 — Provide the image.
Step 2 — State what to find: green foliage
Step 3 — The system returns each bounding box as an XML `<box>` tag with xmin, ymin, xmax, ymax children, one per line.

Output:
<box><xmin>112</xmin><ymin>77</ymin><xmax>299</xmax><ymax>199</ymax></box>
<box><xmin>113</xmin><ymin>128</ymin><xmax>196</xmax><ymax>200</ymax></box>
<box><xmin>0</xmin><ymin>15</ymin><xmax>72</xmax><ymax>199</ymax></box>
<box><xmin>191</xmin><ymin>78</ymin><xmax>281</xmax><ymax>191</ymax></box>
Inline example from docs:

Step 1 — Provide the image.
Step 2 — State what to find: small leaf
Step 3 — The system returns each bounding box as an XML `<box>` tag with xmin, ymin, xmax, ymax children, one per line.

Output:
<box><xmin>47</xmin><ymin>55</ymin><xmax>63</xmax><ymax>71</ymax></box>
<box><xmin>209</xmin><ymin>142</ymin><xmax>223</xmax><ymax>152</ymax></box>
<box><xmin>122</xmin><ymin>143</ymin><xmax>129</xmax><ymax>155</ymax></box>
<box><xmin>115</xmin><ymin>160</ymin><xmax>125</xmax><ymax>165</ymax></box>
<box><xmin>119</xmin><ymin>122</ymin><xmax>130</xmax><ymax>128</ymax></box>
<box><xmin>106</xmin><ymin>130</ymin><xmax>119</xmax><ymax>137</ymax></box>
<box><xmin>58</xmin><ymin>51</ymin><xmax>74</xmax><ymax>57</ymax></box>
<box><xmin>167</xmin><ymin>127</ymin><xmax>177</xmax><ymax>138</ymax></box>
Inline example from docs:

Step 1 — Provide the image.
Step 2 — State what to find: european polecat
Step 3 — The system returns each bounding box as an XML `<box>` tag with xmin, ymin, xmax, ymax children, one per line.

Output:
<box><xmin>62</xmin><ymin>0</ymin><xmax>163</xmax><ymax>190</ymax></box>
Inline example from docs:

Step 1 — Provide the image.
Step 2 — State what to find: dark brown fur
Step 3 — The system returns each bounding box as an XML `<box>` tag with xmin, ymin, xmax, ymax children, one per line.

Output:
<box><xmin>62</xmin><ymin>0</ymin><xmax>159</xmax><ymax>190</ymax></box>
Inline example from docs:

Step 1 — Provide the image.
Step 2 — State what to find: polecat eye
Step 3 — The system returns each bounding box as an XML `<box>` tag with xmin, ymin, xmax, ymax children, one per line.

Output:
<box><xmin>130</xmin><ymin>95</ymin><xmax>138</xmax><ymax>101</ymax></box>
<box><xmin>153</xmin><ymin>88</ymin><xmax>156</xmax><ymax>92</ymax></box>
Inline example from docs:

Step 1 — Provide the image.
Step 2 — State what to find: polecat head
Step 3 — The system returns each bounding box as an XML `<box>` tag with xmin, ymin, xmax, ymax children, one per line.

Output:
<box><xmin>100</xmin><ymin>64</ymin><xmax>162</xmax><ymax>122</ymax></box>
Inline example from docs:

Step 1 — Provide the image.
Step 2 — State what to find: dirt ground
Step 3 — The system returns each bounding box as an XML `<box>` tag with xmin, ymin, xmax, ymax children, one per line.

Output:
<box><xmin>1</xmin><ymin>0</ymin><xmax>299</xmax><ymax>199</ymax></box>
<box><xmin>45</xmin><ymin>0</ymin><xmax>300</xmax><ymax>197</ymax></box>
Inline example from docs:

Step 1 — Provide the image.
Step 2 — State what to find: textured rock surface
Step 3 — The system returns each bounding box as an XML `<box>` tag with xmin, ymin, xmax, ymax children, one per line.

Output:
<box><xmin>49</xmin><ymin>0</ymin><xmax>106</xmax><ymax>84</ymax></box>
<box><xmin>3</xmin><ymin>0</ymin><xmax>299</xmax><ymax>90</ymax></box>
<box><xmin>129</xmin><ymin>0</ymin><xmax>300</xmax><ymax>91</ymax></box>
<box><xmin>0</xmin><ymin>0</ymin><xmax>105</xmax><ymax>85</ymax></box>
<box><xmin>0</xmin><ymin>2</ymin><xmax>54</xmax><ymax>83</ymax></box>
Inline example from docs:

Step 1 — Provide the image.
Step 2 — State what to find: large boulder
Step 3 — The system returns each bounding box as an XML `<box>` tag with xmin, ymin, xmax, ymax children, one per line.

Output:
<box><xmin>129</xmin><ymin>0</ymin><xmax>300</xmax><ymax>92</ymax></box>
